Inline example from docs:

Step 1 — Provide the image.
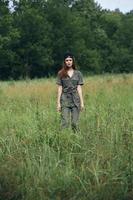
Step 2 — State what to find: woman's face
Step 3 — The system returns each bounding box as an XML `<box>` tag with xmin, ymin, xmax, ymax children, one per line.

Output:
<box><xmin>64</xmin><ymin>57</ymin><xmax>73</xmax><ymax>68</ymax></box>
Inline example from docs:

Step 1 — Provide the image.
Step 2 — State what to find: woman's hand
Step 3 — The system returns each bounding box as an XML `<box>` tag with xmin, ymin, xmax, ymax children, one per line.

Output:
<box><xmin>77</xmin><ymin>85</ymin><xmax>84</xmax><ymax>112</ymax></box>
<box><xmin>57</xmin><ymin>86</ymin><xmax>62</xmax><ymax>112</ymax></box>
<box><xmin>57</xmin><ymin>104</ymin><xmax>61</xmax><ymax>112</ymax></box>
<box><xmin>80</xmin><ymin>103</ymin><xmax>84</xmax><ymax>111</ymax></box>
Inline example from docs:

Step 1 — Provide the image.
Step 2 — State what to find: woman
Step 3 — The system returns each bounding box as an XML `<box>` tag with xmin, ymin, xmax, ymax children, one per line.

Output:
<box><xmin>56</xmin><ymin>52</ymin><xmax>84</xmax><ymax>132</ymax></box>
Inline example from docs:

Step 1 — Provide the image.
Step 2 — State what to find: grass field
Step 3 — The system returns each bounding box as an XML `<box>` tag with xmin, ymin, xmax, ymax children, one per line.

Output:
<box><xmin>0</xmin><ymin>74</ymin><xmax>133</xmax><ymax>200</ymax></box>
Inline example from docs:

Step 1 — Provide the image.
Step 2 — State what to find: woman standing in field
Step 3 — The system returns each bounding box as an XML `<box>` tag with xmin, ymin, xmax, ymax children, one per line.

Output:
<box><xmin>56</xmin><ymin>52</ymin><xmax>84</xmax><ymax>132</ymax></box>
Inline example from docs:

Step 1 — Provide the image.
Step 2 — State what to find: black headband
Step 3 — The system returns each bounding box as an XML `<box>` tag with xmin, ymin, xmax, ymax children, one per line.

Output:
<box><xmin>64</xmin><ymin>52</ymin><xmax>74</xmax><ymax>60</ymax></box>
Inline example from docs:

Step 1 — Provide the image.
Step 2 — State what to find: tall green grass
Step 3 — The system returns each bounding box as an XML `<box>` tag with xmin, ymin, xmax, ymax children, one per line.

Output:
<box><xmin>0</xmin><ymin>74</ymin><xmax>133</xmax><ymax>200</ymax></box>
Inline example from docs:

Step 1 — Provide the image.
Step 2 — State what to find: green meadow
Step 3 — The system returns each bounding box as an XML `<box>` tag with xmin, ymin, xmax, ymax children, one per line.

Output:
<box><xmin>0</xmin><ymin>74</ymin><xmax>133</xmax><ymax>200</ymax></box>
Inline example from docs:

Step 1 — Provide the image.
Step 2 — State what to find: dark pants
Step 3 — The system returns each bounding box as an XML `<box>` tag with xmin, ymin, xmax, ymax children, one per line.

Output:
<box><xmin>61</xmin><ymin>106</ymin><xmax>80</xmax><ymax>132</ymax></box>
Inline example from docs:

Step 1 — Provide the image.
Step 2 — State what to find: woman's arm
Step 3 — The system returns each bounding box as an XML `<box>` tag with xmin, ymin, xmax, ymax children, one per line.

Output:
<box><xmin>57</xmin><ymin>85</ymin><xmax>62</xmax><ymax>112</ymax></box>
<box><xmin>77</xmin><ymin>85</ymin><xmax>84</xmax><ymax>111</ymax></box>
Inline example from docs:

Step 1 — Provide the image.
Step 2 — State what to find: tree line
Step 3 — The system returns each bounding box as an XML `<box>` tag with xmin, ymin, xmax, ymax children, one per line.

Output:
<box><xmin>0</xmin><ymin>0</ymin><xmax>133</xmax><ymax>80</ymax></box>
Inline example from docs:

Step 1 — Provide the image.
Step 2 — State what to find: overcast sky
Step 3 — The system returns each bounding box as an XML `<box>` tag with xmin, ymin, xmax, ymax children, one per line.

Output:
<box><xmin>9</xmin><ymin>1</ymin><xmax>133</xmax><ymax>13</ymax></box>
<box><xmin>95</xmin><ymin>0</ymin><xmax>133</xmax><ymax>13</ymax></box>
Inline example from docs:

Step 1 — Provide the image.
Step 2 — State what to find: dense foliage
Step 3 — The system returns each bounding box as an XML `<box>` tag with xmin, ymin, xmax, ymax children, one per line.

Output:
<box><xmin>0</xmin><ymin>0</ymin><xmax>133</xmax><ymax>79</ymax></box>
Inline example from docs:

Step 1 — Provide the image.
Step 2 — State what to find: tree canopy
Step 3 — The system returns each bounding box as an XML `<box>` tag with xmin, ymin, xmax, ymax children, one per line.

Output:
<box><xmin>0</xmin><ymin>0</ymin><xmax>133</xmax><ymax>79</ymax></box>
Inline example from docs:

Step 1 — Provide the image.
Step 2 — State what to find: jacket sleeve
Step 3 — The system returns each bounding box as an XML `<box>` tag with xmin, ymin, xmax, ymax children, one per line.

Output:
<box><xmin>78</xmin><ymin>71</ymin><xmax>84</xmax><ymax>85</ymax></box>
<box><xmin>56</xmin><ymin>74</ymin><xmax>62</xmax><ymax>85</ymax></box>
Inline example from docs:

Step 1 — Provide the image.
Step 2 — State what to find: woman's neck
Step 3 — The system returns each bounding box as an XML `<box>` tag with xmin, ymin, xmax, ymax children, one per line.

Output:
<box><xmin>67</xmin><ymin>68</ymin><xmax>74</xmax><ymax>78</ymax></box>
<box><xmin>67</xmin><ymin>68</ymin><xmax>74</xmax><ymax>72</ymax></box>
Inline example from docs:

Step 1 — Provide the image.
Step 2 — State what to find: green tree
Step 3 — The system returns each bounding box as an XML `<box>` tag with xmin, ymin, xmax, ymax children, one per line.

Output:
<box><xmin>0</xmin><ymin>0</ymin><xmax>20</xmax><ymax>79</ymax></box>
<box><xmin>0</xmin><ymin>0</ymin><xmax>133</xmax><ymax>79</ymax></box>
<box><xmin>12</xmin><ymin>0</ymin><xmax>53</xmax><ymax>78</ymax></box>
<box><xmin>113</xmin><ymin>12</ymin><xmax>133</xmax><ymax>72</ymax></box>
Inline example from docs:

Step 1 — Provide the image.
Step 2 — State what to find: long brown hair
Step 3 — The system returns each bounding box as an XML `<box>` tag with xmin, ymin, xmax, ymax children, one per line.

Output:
<box><xmin>58</xmin><ymin>57</ymin><xmax>76</xmax><ymax>78</ymax></box>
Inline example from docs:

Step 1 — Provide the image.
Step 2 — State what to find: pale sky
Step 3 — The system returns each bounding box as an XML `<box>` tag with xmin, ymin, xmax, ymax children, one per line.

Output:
<box><xmin>95</xmin><ymin>0</ymin><xmax>133</xmax><ymax>13</ymax></box>
<box><xmin>9</xmin><ymin>0</ymin><xmax>133</xmax><ymax>13</ymax></box>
